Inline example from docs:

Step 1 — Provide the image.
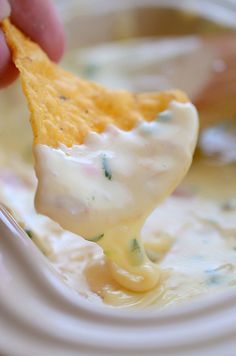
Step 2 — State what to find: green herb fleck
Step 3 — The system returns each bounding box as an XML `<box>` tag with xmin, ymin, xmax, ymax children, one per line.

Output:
<box><xmin>130</xmin><ymin>238</ymin><xmax>140</xmax><ymax>252</ymax></box>
<box><xmin>206</xmin><ymin>274</ymin><xmax>222</xmax><ymax>286</ymax></box>
<box><xmin>221</xmin><ymin>200</ymin><xmax>236</xmax><ymax>212</ymax></box>
<box><xmin>102</xmin><ymin>154</ymin><xmax>112</xmax><ymax>180</ymax></box>
<box><xmin>156</xmin><ymin>110</ymin><xmax>172</xmax><ymax>122</ymax></box>
<box><xmin>83</xmin><ymin>63</ymin><xmax>99</xmax><ymax>79</ymax></box>
<box><xmin>59</xmin><ymin>95</ymin><xmax>68</xmax><ymax>101</ymax></box>
<box><xmin>129</xmin><ymin>238</ymin><xmax>143</xmax><ymax>265</ymax></box>
<box><xmin>88</xmin><ymin>233</ymin><xmax>104</xmax><ymax>243</ymax></box>
<box><xmin>25</xmin><ymin>229</ymin><xmax>33</xmax><ymax>239</ymax></box>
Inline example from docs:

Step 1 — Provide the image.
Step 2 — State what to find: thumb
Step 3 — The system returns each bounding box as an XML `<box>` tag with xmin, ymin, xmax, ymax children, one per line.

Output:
<box><xmin>0</xmin><ymin>0</ymin><xmax>11</xmax><ymax>21</ymax></box>
<box><xmin>0</xmin><ymin>0</ymin><xmax>18</xmax><ymax>88</ymax></box>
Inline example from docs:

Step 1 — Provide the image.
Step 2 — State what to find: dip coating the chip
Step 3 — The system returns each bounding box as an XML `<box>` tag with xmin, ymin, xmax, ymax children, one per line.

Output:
<box><xmin>2</xmin><ymin>19</ymin><xmax>200</xmax><ymax>294</ymax></box>
<box><xmin>2</xmin><ymin>19</ymin><xmax>188</xmax><ymax>147</ymax></box>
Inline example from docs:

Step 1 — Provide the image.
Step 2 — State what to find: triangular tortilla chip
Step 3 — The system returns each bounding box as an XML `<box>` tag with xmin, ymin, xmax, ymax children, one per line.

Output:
<box><xmin>2</xmin><ymin>19</ymin><xmax>188</xmax><ymax>147</ymax></box>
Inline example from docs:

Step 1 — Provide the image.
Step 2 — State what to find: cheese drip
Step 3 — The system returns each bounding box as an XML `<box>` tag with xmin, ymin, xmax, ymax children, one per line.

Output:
<box><xmin>34</xmin><ymin>101</ymin><xmax>198</xmax><ymax>292</ymax></box>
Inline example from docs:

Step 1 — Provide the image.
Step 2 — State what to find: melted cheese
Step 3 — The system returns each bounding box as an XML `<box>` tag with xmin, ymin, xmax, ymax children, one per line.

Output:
<box><xmin>34</xmin><ymin>101</ymin><xmax>198</xmax><ymax>292</ymax></box>
<box><xmin>0</xmin><ymin>126</ymin><xmax>236</xmax><ymax>308</ymax></box>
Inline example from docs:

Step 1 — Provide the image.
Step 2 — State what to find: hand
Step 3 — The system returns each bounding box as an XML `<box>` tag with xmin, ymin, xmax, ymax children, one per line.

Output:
<box><xmin>0</xmin><ymin>0</ymin><xmax>65</xmax><ymax>88</ymax></box>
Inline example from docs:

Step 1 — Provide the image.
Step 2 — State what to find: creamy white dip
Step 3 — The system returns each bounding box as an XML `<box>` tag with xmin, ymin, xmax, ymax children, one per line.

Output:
<box><xmin>0</xmin><ymin>141</ymin><xmax>236</xmax><ymax>308</ymax></box>
<box><xmin>34</xmin><ymin>101</ymin><xmax>198</xmax><ymax>291</ymax></box>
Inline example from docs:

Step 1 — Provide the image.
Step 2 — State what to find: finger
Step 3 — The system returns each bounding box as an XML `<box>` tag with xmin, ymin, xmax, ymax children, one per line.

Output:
<box><xmin>0</xmin><ymin>0</ymin><xmax>17</xmax><ymax>88</ymax></box>
<box><xmin>0</xmin><ymin>29</ymin><xmax>18</xmax><ymax>88</ymax></box>
<box><xmin>9</xmin><ymin>0</ymin><xmax>65</xmax><ymax>62</ymax></box>
<box><xmin>0</xmin><ymin>0</ymin><xmax>10</xmax><ymax>20</ymax></box>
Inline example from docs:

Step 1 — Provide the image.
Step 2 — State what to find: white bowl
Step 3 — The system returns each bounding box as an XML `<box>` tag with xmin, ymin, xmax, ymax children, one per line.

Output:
<box><xmin>1</xmin><ymin>1</ymin><xmax>236</xmax><ymax>354</ymax></box>
<box><xmin>1</xmin><ymin>205</ymin><xmax>236</xmax><ymax>355</ymax></box>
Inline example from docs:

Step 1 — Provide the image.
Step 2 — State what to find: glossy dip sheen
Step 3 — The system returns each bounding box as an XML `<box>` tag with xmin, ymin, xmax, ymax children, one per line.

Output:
<box><xmin>34</xmin><ymin>101</ymin><xmax>198</xmax><ymax>292</ymax></box>
<box><xmin>0</xmin><ymin>118</ymin><xmax>235</xmax><ymax>308</ymax></box>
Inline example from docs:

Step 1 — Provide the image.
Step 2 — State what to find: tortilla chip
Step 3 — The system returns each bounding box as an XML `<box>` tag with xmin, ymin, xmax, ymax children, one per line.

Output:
<box><xmin>2</xmin><ymin>19</ymin><xmax>188</xmax><ymax>147</ymax></box>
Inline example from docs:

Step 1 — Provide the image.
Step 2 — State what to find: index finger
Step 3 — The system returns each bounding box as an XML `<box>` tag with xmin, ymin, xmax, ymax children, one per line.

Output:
<box><xmin>0</xmin><ymin>0</ymin><xmax>10</xmax><ymax>20</ymax></box>
<box><xmin>9</xmin><ymin>0</ymin><xmax>65</xmax><ymax>62</ymax></box>
<box><xmin>0</xmin><ymin>0</ymin><xmax>65</xmax><ymax>88</ymax></box>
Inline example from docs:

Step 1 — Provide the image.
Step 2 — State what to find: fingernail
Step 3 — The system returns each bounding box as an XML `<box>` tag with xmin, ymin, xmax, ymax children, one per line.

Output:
<box><xmin>0</xmin><ymin>0</ymin><xmax>11</xmax><ymax>22</ymax></box>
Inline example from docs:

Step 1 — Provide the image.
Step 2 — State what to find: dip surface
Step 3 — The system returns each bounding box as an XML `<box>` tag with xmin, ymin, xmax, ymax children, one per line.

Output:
<box><xmin>0</xmin><ymin>120</ymin><xmax>235</xmax><ymax>307</ymax></box>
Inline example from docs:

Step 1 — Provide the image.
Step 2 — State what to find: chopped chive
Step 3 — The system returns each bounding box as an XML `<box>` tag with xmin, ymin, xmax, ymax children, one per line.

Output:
<box><xmin>25</xmin><ymin>229</ymin><xmax>33</xmax><ymax>239</ymax></box>
<box><xmin>59</xmin><ymin>95</ymin><xmax>68</xmax><ymax>101</ymax></box>
<box><xmin>221</xmin><ymin>200</ymin><xmax>236</xmax><ymax>212</ymax></box>
<box><xmin>102</xmin><ymin>154</ymin><xmax>112</xmax><ymax>180</ymax></box>
<box><xmin>83</xmin><ymin>63</ymin><xmax>99</xmax><ymax>78</ymax></box>
<box><xmin>88</xmin><ymin>233</ymin><xmax>104</xmax><ymax>243</ymax></box>
<box><xmin>130</xmin><ymin>238</ymin><xmax>141</xmax><ymax>252</ymax></box>
<box><xmin>205</xmin><ymin>264</ymin><xmax>233</xmax><ymax>273</ymax></box>
<box><xmin>206</xmin><ymin>274</ymin><xmax>221</xmax><ymax>286</ymax></box>
<box><xmin>129</xmin><ymin>238</ymin><xmax>143</xmax><ymax>265</ymax></box>
<box><xmin>156</xmin><ymin>110</ymin><xmax>172</xmax><ymax>122</ymax></box>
